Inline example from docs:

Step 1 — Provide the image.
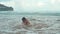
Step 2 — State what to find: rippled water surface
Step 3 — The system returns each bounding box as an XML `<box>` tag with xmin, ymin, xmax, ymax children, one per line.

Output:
<box><xmin>0</xmin><ymin>12</ymin><xmax>60</xmax><ymax>34</ymax></box>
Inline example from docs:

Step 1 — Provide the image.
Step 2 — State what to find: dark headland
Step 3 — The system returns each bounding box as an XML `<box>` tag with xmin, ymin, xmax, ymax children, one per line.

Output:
<box><xmin>0</xmin><ymin>4</ymin><xmax>13</xmax><ymax>11</ymax></box>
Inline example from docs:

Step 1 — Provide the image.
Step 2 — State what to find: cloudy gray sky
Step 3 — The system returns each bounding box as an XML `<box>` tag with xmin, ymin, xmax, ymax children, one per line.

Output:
<box><xmin>0</xmin><ymin>0</ymin><xmax>60</xmax><ymax>13</ymax></box>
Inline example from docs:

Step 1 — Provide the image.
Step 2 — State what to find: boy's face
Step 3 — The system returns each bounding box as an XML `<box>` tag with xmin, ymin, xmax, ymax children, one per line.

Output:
<box><xmin>23</xmin><ymin>20</ymin><xmax>25</xmax><ymax>22</ymax></box>
<box><xmin>22</xmin><ymin>19</ymin><xmax>27</xmax><ymax>23</ymax></box>
<box><xmin>23</xmin><ymin>19</ymin><xmax>29</xmax><ymax>23</ymax></box>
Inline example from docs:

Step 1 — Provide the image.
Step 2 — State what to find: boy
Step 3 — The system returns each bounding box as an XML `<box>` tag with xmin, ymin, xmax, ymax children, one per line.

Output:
<box><xmin>22</xmin><ymin>17</ymin><xmax>31</xmax><ymax>27</ymax></box>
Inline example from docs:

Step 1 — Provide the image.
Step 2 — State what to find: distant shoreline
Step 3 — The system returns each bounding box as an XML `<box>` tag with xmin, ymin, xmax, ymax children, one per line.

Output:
<box><xmin>0</xmin><ymin>4</ymin><xmax>13</xmax><ymax>11</ymax></box>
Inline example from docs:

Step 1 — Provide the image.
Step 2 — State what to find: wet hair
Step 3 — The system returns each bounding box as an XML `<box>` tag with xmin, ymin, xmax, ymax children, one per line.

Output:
<box><xmin>22</xmin><ymin>17</ymin><xmax>30</xmax><ymax>24</ymax></box>
<box><xmin>22</xmin><ymin>17</ymin><xmax>26</xmax><ymax>21</ymax></box>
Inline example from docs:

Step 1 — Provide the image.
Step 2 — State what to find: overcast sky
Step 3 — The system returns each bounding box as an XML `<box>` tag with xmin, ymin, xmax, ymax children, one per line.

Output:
<box><xmin>0</xmin><ymin>0</ymin><xmax>60</xmax><ymax>13</ymax></box>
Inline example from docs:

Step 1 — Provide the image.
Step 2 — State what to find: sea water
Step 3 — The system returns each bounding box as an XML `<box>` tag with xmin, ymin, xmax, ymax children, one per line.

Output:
<box><xmin>0</xmin><ymin>11</ymin><xmax>60</xmax><ymax>34</ymax></box>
